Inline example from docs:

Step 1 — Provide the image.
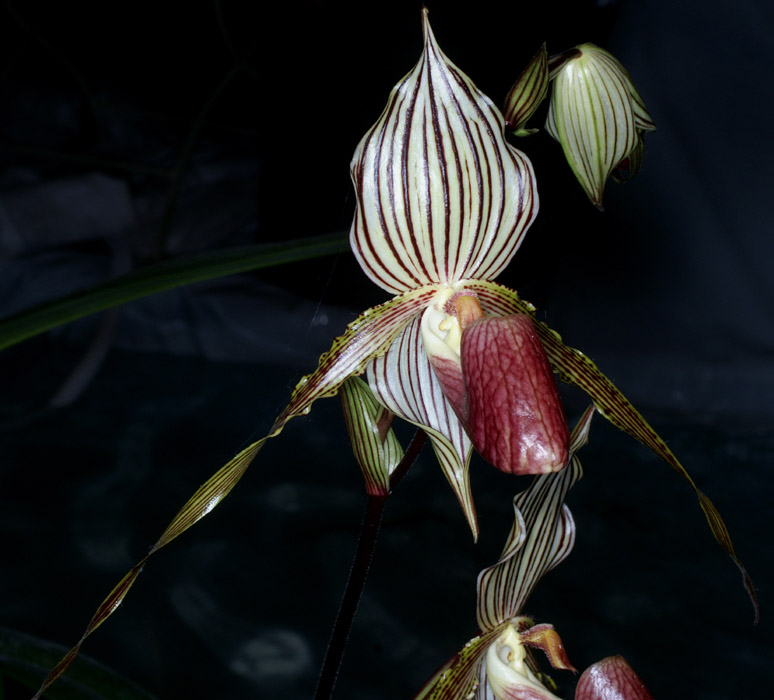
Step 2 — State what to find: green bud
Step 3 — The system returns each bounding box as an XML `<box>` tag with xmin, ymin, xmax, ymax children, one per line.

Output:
<box><xmin>340</xmin><ymin>376</ymin><xmax>404</xmax><ymax>496</ymax></box>
<box><xmin>546</xmin><ymin>43</ymin><xmax>656</xmax><ymax>209</ymax></box>
<box><xmin>503</xmin><ymin>44</ymin><xmax>549</xmax><ymax>135</ymax></box>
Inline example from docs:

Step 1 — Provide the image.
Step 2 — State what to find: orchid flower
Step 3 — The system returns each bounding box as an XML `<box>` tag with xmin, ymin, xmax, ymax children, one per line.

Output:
<box><xmin>413</xmin><ymin>408</ymin><xmax>655</xmax><ymax>700</ymax></box>
<box><xmin>156</xmin><ymin>9</ymin><xmax>751</xmax><ymax>579</ymax></box>
<box><xmin>248</xmin><ymin>14</ymin><xmax>752</xmax><ymax>609</ymax></box>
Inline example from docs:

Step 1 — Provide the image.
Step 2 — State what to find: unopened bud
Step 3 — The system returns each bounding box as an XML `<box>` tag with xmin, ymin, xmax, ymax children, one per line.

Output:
<box><xmin>545</xmin><ymin>43</ymin><xmax>656</xmax><ymax>209</ymax></box>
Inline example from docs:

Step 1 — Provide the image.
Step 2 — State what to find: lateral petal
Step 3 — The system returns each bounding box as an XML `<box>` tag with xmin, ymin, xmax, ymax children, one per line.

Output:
<box><xmin>466</xmin><ymin>279</ymin><xmax>758</xmax><ymax>622</ymax></box>
<box><xmin>412</xmin><ymin>626</ymin><xmax>505</xmax><ymax>700</ymax></box>
<box><xmin>271</xmin><ymin>285</ymin><xmax>437</xmax><ymax>434</ymax></box>
<box><xmin>368</xmin><ymin>314</ymin><xmax>478</xmax><ymax>539</ymax></box>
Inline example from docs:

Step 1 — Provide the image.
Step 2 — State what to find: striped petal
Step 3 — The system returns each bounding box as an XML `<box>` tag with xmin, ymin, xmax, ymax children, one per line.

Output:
<box><xmin>350</xmin><ymin>9</ymin><xmax>538</xmax><ymax>295</ymax></box>
<box><xmin>503</xmin><ymin>44</ymin><xmax>549</xmax><ymax>135</ymax></box>
<box><xmin>611</xmin><ymin>133</ymin><xmax>645</xmax><ymax>184</ymax></box>
<box><xmin>413</xmin><ymin>625</ymin><xmax>505</xmax><ymax>700</ymax></box>
<box><xmin>476</xmin><ymin>407</ymin><xmax>594</xmax><ymax>631</ymax></box>
<box><xmin>411</xmin><ymin>412</ymin><xmax>593</xmax><ymax>700</ymax></box>
<box><xmin>465</xmin><ymin>279</ymin><xmax>758</xmax><ymax>622</ymax></box>
<box><xmin>271</xmin><ymin>285</ymin><xmax>437</xmax><ymax>433</ymax></box>
<box><xmin>30</xmin><ymin>286</ymin><xmax>439</xmax><ymax>697</ymax></box>
<box><xmin>367</xmin><ymin>314</ymin><xmax>478</xmax><ymax>539</ymax></box>
<box><xmin>545</xmin><ymin>44</ymin><xmax>655</xmax><ymax>209</ymax></box>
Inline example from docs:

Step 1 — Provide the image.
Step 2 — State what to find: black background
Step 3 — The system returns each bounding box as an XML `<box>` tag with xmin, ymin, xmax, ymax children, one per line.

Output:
<box><xmin>0</xmin><ymin>1</ymin><xmax>772</xmax><ymax>698</ymax></box>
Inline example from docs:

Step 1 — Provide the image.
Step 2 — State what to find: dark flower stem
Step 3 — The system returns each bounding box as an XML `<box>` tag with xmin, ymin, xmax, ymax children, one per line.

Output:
<box><xmin>313</xmin><ymin>429</ymin><xmax>427</xmax><ymax>700</ymax></box>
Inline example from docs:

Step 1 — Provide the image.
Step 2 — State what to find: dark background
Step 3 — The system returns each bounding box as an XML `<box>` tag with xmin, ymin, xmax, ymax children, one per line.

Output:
<box><xmin>0</xmin><ymin>1</ymin><xmax>772</xmax><ymax>698</ymax></box>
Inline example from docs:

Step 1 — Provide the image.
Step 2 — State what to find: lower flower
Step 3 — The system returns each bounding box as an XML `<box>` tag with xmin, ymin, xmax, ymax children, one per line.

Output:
<box><xmin>483</xmin><ymin>632</ymin><xmax>655</xmax><ymax>700</ymax></box>
<box><xmin>484</xmin><ymin>621</ymin><xmax>569</xmax><ymax>700</ymax></box>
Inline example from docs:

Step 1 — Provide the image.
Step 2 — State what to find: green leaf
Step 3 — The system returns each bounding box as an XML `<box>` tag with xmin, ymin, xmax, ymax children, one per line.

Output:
<box><xmin>0</xmin><ymin>626</ymin><xmax>157</xmax><ymax>700</ymax></box>
<box><xmin>0</xmin><ymin>231</ymin><xmax>347</xmax><ymax>352</ymax></box>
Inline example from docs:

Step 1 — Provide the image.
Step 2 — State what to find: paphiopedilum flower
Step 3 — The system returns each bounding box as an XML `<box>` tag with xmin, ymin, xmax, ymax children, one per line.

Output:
<box><xmin>545</xmin><ymin>44</ymin><xmax>656</xmax><ymax>209</ymax></box>
<box><xmin>414</xmin><ymin>409</ymin><xmax>655</xmax><ymax>700</ymax></box>
<box><xmin>292</xmin><ymin>8</ymin><xmax>569</xmax><ymax>537</ymax></box>
<box><xmin>160</xmin><ymin>11</ymin><xmax>755</xmax><ymax>590</ymax></box>
<box><xmin>237</xmin><ymin>13</ymin><xmax>755</xmax><ymax>592</ymax></box>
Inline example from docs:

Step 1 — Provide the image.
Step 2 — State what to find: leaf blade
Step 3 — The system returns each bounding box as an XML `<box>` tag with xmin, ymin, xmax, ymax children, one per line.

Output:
<box><xmin>0</xmin><ymin>231</ymin><xmax>347</xmax><ymax>352</ymax></box>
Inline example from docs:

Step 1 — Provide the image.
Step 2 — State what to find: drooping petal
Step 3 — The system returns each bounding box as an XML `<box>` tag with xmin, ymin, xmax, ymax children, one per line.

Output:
<box><xmin>368</xmin><ymin>315</ymin><xmax>478</xmax><ymax>538</ymax></box>
<box><xmin>350</xmin><ymin>9</ymin><xmax>538</xmax><ymax>295</ymax></box>
<box><xmin>575</xmin><ymin>656</ymin><xmax>654</xmax><ymax>700</ymax></box>
<box><xmin>30</xmin><ymin>287</ymin><xmax>440</xmax><ymax>697</ymax></box>
<box><xmin>461</xmin><ymin>314</ymin><xmax>569</xmax><ymax>475</ymax></box>
<box><xmin>340</xmin><ymin>376</ymin><xmax>404</xmax><ymax>496</ymax></box>
<box><xmin>412</xmin><ymin>410</ymin><xmax>594</xmax><ymax>700</ymax></box>
<box><xmin>466</xmin><ymin>279</ymin><xmax>759</xmax><ymax>622</ymax></box>
<box><xmin>476</xmin><ymin>407</ymin><xmax>593</xmax><ymax>630</ymax></box>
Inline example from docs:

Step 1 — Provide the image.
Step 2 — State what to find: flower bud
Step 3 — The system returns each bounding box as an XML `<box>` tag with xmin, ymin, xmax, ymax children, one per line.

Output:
<box><xmin>503</xmin><ymin>44</ymin><xmax>549</xmax><ymax>135</ymax></box>
<box><xmin>545</xmin><ymin>44</ymin><xmax>656</xmax><ymax>209</ymax></box>
<box><xmin>340</xmin><ymin>377</ymin><xmax>403</xmax><ymax>496</ymax></box>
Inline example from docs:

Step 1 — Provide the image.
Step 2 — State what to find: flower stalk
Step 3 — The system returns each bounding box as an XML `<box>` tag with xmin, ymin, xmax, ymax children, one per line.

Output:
<box><xmin>314</xmin><ymin>427</ymin><xmax>428</xmax><ymax>700</ymax></box>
